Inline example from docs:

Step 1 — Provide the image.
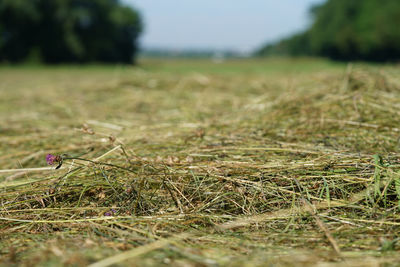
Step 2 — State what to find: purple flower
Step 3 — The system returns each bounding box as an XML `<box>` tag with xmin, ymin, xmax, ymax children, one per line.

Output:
<box><xmin>46</xmin><ymin>154</ymin><xmax>57</xmax><ymax>165</ymax></box>
<box><xmin>104</xmin><ymin>209</ymin><xmax>117</xmax><ymax>216</ymax></box>
<box><xmin>46</xmin><ymin>154</ymin><xmax>62</xmax><ymax>166</ymax></box>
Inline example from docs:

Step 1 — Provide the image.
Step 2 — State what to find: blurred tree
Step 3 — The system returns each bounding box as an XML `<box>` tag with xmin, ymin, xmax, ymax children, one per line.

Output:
<box><xmin>256</xmin><ymin>31</ymin><xmax>312</xmax><ymax>57</ymax></box>
<box><xmin>256</xmin><ymin>0</ymin><xmax>400</xmax><ymax>62</ymax></box>
<box><xmin>309</xmin><ymin>0</ymin><xmax>362</xmax><ymax>60</ymax></box>
<box><xmin>0</xmin><ymin>0</ymin><xmax>142</xmax><ymax>63</ymax></box>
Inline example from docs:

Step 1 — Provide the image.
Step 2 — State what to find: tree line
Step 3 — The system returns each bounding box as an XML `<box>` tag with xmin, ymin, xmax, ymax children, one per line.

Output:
<box><xmin>0</xmin><ymin>0</ymin><xmax>142</xmax><ymax>63</ymax></box>
<box><xmin>256</xmin><ymin>0</ymin><xmax>400</xmax><ymax>62</ymax></box>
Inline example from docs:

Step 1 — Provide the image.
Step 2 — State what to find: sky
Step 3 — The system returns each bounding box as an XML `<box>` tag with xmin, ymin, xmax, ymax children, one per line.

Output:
<box><xmin>122</xmin><ymin>0</ymin><xmax>326</xmax><ymax>53</ymax></box>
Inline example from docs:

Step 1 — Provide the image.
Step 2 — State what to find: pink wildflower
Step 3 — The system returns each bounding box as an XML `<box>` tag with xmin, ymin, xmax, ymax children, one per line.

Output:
<box><xmin>46</xmin><ymin>154</ymin><xmax>57</xmax><ymax>165</ymax></box>
<box><xmin>46</xmin><ymin>154</ymin><xmax>62</xmax><ymax>166</ymax></box>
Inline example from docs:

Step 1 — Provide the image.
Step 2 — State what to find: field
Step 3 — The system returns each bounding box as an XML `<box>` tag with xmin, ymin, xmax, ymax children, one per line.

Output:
<box><xmin>1</xmin><ymin>58</ymin><xmax>400</xmax><ymax>266</ymax></box>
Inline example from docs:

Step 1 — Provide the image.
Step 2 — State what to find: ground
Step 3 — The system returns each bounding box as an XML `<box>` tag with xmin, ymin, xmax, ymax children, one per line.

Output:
<box><xmin>1</xmin><ymin>58</ymin><xmax>400</xmax><ymax>266</ymax></box>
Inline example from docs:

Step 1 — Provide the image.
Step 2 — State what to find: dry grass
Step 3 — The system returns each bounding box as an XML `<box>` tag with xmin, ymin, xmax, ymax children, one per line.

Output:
<box><xmin>1</xmin><ymin>58</ymin><xmax>400</xmax><ymax>266</ymax></box>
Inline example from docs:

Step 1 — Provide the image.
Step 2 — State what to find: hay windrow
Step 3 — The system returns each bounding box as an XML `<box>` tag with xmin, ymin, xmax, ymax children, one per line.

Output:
<box><xmin>1</xmin><ymin>59</ymin><xmax>400</xmax><ymax>266</ymax></box>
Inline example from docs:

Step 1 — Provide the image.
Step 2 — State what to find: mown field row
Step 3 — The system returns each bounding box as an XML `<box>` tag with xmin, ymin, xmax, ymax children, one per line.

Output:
<box><xmin>1</xmin><ymin>59</ymin><xmax>400</xmax><ymax>266</ymax></box>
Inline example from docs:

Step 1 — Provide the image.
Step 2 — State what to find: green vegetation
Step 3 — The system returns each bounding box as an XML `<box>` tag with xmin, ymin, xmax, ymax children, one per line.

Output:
<box><xmin>139</xmin><ymin>49</ymin><xmax>241</xmax><ymax>59</ymax></box>
<box><xmin>1</xmin><ymin>59</ymin><xmax>400</xmax><ymax>266</ymax></box>
<box><xmin>257</xmin><ymin>0</ymin><xmax>400</xmax><ymax>62</ymax></box>
<box><xmin>0</xmin><ymin>0</ymin><xmax>142</xmax><ymax>63</ymax></box>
